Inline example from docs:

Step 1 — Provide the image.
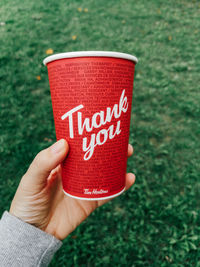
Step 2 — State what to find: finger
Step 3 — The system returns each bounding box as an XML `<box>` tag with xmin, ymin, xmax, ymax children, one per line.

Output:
<box><xmin>98</xmin><ymin>173</ymin><xmax>136</xmax><ymax>207</ymax></box>
<box><xmin>124</xmin><ymin>173</ymin><xmax>136</xmax><ymax>191</ymax></box>
<box><xmin>48</xmin><ymin>167</ymin><xmax>63</xmax><ymax>192</ymax></box>
<box><xmin>22</xmin><ymin>139</ymin><xmax>69</xmax><ymax>188</ymax></box>
<box><xmin>47</xmin><ymin>165</ymin><xmax>61</xmax><ymax>182</ymax></box>
<box><xmin>127</xmin><ymin>144</ymin><xmax>134</xmax><ymax>157</ymax></box>
<box><xmin>47</xmin><ymin>165</ymin><xmax>62</xmax><ymax>187</ymax></box>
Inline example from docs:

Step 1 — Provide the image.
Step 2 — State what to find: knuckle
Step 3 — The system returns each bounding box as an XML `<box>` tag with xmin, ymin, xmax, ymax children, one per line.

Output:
<box><xmin>32</xmin><ymin>149</ymin><xmax>48</xmax><ymax>168</ymax></box>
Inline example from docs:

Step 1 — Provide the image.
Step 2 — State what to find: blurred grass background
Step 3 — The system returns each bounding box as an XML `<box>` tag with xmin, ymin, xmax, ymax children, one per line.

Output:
<box><xmin>0</xmin><ymin>0</ymin><xmax>200</xmax><ymax>266</ymax></box>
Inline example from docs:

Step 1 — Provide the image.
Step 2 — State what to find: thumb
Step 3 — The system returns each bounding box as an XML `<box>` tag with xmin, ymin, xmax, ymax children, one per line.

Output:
<box><xmin>22</xmin><ymin>139</ymin><xmax>69</xmax><ymax>189</ymax></box>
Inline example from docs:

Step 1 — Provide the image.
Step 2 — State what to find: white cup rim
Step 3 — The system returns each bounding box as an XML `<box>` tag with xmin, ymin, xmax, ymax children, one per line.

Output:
<box><xmin>43</xmin><ymin>51</ymin><xmax>138</xmax><ymax>65</ymax></box>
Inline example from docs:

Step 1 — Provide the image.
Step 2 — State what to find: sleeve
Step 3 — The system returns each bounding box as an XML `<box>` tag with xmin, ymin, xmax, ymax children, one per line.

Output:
<box><xmin>0</xmin><ymin>211</ymin><xmax>62</xmax><ymax>267</ymax></box>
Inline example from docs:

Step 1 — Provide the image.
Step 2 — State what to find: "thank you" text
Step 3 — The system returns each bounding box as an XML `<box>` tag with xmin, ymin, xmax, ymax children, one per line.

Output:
<box><xmin>61</xmin><ymin>89</ymin><xmax>128</xmax><ymax>160</ymax></box>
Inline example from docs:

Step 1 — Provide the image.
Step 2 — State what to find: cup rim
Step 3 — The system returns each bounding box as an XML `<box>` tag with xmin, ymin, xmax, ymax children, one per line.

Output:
<box><xmin>43</xmin><ymin>51</ymin><xmax>138</xmax><ymax>65</ymax></box>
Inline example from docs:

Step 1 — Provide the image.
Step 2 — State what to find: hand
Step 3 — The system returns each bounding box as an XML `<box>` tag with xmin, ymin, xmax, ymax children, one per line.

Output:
<box><xmin>10</xmin><ymin>139</ymin><xmax>135</xmax><ymax>240</ymax></box>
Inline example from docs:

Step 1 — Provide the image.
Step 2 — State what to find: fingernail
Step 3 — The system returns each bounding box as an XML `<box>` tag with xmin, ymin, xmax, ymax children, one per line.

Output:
<box><xmin>131</xmin><ymin>174</ymin><xmax>136</xmax><ymax>183</ymax></box>
<box><xmin>50</xmin><ymin>139</ymin><xmax>66</xmax><ymax>154</ymax></box>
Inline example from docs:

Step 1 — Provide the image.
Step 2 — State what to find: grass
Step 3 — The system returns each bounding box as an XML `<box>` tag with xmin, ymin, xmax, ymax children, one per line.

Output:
<box><xmin>1</xmin><ymin>0</ymin><xmax>200</xmax><ymax>266</ymax></box>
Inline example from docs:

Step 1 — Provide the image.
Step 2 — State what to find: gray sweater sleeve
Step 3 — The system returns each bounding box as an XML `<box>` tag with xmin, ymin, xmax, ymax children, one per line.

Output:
<box><xmin>0</xmin><ymin>211</ymin><xmax>62</xmax><ymax>267</ymax></box>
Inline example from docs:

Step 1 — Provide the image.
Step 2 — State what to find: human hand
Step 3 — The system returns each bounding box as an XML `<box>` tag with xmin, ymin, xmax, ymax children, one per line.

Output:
<box><xmin>10</xmin><ymin>139</ymin><xmax>135</xmax><ymax>240</ymax></box>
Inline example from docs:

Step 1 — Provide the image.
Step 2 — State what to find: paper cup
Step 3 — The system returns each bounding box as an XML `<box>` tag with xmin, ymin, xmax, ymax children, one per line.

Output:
<box><xmin>43</xmin><ymin>51</ymin><xmax>138</xmax><ymax>200</ymax></box>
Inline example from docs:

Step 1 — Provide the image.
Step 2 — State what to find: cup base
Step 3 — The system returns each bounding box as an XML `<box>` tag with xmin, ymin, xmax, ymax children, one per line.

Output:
<box><xmin>63</xmin><ymin>187</ymin><xmax>126</xmax><ymax>201</ymax></box>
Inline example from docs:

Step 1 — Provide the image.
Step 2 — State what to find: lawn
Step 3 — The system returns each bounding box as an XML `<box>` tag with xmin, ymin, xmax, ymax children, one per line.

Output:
<box><xmin>0</xmin><ymin>0</ymin><xmax>200</xmax><ymax>266</ymax></box>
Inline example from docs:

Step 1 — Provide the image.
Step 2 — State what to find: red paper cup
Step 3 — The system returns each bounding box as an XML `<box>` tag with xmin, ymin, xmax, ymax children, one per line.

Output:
<box><xmin>43</xmin><ymin>51</ymin><xmax>138</xmax><ymax>200</ymax></box>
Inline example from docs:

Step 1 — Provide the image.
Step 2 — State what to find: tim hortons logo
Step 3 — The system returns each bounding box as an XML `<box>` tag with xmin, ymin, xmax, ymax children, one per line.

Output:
<box><xmin>61</xmin><ymin>89</ymin><xmax>128</xmax><ymax>160</ymax></box>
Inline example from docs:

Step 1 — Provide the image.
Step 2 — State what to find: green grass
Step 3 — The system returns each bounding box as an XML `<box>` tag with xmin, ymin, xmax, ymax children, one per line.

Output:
<box><xmin>1</xmin><ymin>0</ymin><xmax>200</xmax><ymax>266</ymax></box>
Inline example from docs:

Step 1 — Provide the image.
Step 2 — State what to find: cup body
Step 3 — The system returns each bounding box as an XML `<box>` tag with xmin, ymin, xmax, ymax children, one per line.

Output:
<box><xmin>44</xmin><ymin>51</ymin><xmax>137</xmax><ymax>200</ymax></box>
